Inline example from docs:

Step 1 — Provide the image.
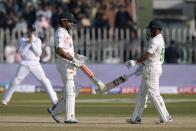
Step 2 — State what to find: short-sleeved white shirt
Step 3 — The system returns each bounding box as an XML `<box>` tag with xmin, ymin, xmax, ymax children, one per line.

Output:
<box><xmin>54</xmin><ymin>27</ymin><xmax>75</xmax><ymax>60</ymax></box>
<box><xmin>144</xmin><ymin>34</ymin><xmax>165</xmax><ymax>66</ymax></box>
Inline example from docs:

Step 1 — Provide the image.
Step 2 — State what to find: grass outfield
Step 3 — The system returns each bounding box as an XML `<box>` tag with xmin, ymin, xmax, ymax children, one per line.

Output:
<box><xmin>0</xmin><ymin>93</ymin><xmax>196</xmax><ymax>131</ymax></box>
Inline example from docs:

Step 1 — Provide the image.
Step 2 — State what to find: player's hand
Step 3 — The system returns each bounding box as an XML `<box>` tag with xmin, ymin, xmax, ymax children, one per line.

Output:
<box><xmin>75</xmin><ymin>54</ymin><xmax>88</xmax><ymax>64</ymax></box>
<box><xmin>72</xmin><ymin>58</ymin><xmax>83</xmax><ymax>68</ymax></box>
<box><xmin>125</xmin><ymin>60</ymin><xmax>137</xmax><ymax>68</ymax></box>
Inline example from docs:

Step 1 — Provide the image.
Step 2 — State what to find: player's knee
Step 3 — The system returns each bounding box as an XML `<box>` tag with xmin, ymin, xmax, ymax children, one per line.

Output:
<box><xmin>64</xmin><ymin>90</ymin><xmax>75</xmax><ymax>98</ymax></box>
<box><xmin>66</xmin><ymin>69</ymin><xmax>74</xmax><ymax>80</ymax></box>
<box><xmin>66</xmin><ymin>74</ymin><xmax>74</xmax><ymax>80</ymax></box>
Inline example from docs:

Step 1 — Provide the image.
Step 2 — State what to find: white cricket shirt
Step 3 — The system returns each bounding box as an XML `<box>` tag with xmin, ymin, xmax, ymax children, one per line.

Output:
<box><xmin>55</xmin><ymin>27</ymin><xmax>75</xmax><ymax>60</ymax></box>
<box><xmin>144</xmin><ymin>34</ymin><xmax>165</xmax><ymax>66</ymax></box>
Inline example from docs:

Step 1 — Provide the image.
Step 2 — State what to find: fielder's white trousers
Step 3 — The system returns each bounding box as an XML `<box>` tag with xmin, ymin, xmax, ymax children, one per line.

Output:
<box><xmin>131</xmin><ymin>65</ymin><xmax>170</xmax><ymax>122</ymax></box>
<box><xmin>2</xmin><ymin>61</ymin><xmax>58</xmax><ymax>104</ymax></box>
<box><xmin>50</xmin><ymin>58</ymin><xmax>77</xmax><ymax>121</ymax></box>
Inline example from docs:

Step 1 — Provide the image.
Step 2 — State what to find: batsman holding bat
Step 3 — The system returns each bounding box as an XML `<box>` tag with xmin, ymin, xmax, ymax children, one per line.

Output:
<box><xmin>126</xmin><ymin>20</ymin><xmax>173</xmax><ymax>124</ymax></box>
<box><xmin>47</xmin><ymin>12</ymin><xmax>105</xmax><ymax>124</ymax></box>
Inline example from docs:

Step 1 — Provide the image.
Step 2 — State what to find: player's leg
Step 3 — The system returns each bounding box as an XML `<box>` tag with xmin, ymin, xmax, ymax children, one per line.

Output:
<box><xmin>47</xmin><ymin>96</ymin><xmax>64</xmax><ymax>123</ymax></box>
<box><xmin>2</xmin><ymin>65</ymin><xmax>29</xmax><ymax>105</ymax></box>
<box><xmin>30</xmin><ymin>63</ymin><xmax>58</xmax><ymax>104</ymax></box>
<box><xmin>129</xmin><ymin>77</ymin><xmax>148</xmax><ymax>124</ymax></box>
<box><xmin>47</xmin><ymin>60</ymin><xmax>68</xmax><ymax>123</ymax></box>
<box><xmin>147</xmin><ymin>67</ymin><xmax>172</xmax><ymax>123</ymax></box>
<box><xmin>64</xmin><ymin>67</ymin><xmax>78</xmax><ymax>123</ymax></box>
<box><xmin>48</xmin><ymin>60</ymin><xmax>77</xmax><ymax>123</ymax></box>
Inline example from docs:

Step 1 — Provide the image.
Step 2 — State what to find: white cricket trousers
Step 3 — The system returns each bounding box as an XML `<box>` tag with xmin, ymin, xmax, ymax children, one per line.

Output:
<box><xmin>131</xmin><ymin>65</ymin><xmax>170</xmax><ymax>122</ymax></box>
<box><xmin>2</xmin><ymin>61</ymin><xmax>58</xmax><ymax>104</ymax></box>
<box><xmin>50</xmin><ymin>58</ymin><xmax>77</xmax><ymax>121</ymax></box>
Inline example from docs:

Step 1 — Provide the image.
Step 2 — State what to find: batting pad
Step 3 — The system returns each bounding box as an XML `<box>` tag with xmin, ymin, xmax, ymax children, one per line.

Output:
<box><xmin>64</xmin><ymin>78</ymin><xmax>76</xmax><ymax>121</ymax></box>
<box><xmin>65</xmin><ymin>94</ymin><xmax>75</xmax><ymax>121</ymax></box>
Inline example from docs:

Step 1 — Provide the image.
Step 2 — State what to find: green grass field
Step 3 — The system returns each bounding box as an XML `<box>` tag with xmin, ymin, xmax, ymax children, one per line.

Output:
<box><xmin>0</xmin><ymin>93</ymin><xmax>196</xmax><ymax>131</ymax></box>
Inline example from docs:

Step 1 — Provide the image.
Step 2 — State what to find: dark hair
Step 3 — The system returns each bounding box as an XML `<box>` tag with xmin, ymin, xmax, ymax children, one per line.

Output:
<box><xmin>27</xmin><ymin>24</ymin><xmax>36</xmax><ymax>31</ymax></box>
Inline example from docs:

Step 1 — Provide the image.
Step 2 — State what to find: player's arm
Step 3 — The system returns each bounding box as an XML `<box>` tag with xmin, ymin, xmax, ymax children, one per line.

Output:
<box><xmin>125</xmin><ymin>52</ymin><xmax>152</xmax><ymax>68</ymax></box>
<box><xmin>56</xmin><ymin>36</ymin><xmax>83</xmax><ymax>68</ymax></box>
<box><xmin>56</xmin><ymin>47</ymin><xmax>84</xmax><ymax>68</ymax></box>
<box><xmin>31</xmin><ymin>39</ymin><xmax>42</xmax><ymax>57</ymax></box>
<box><xmin>136</xmin><ymin>51</ymin><xmax>153</xmax><ymax>64</ymax></box>
<box><xmin>19</xmin><ymin>39</ymin><xmax>31</xmax><ymax>56</ymax></box>
<box><xmin>126</xmin><ymin>40</ymin><xmax>157</xmax><ymax>68</ymax></box>
<box><xmin>56</xmin><ymin>47</ymin><xmax>73</xmax><ymax>61</ymax></box>
<box><xmin>42</xmin><ymin>46</ymin><xmax>51</xmax><ymax>62</ymax></box>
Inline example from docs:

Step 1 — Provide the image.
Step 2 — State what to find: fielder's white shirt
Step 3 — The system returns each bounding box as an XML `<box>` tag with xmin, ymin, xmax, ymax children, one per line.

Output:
<box><xmin>55</xmin><ymin>27</ymin><xmax>75</xmax><ymax>60</ymax></box>
<box><xmin>144</xmin><ymin>34</ymin><xmax>165</xmax><ymax>66</ymax></box>
<box><xmin>19</xmin><ymin>35</ymin><xmax>42</xmax><ymax>62</ymax></box>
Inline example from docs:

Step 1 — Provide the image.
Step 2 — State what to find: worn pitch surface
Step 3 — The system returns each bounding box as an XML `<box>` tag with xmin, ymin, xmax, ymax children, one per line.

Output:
<box><xmin>0</xmin><ymin>116</ymin><xmax>196</xmax><ymax>131</ymax></box>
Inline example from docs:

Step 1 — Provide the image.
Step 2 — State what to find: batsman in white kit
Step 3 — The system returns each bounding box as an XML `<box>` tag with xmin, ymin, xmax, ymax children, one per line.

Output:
<box><xmin>1</xmin><ymin>24</ymin><xmax>58</xmax><ymax>106</ymax></box>
<box><xmin>125</xmin><ymin>20</ymin><xmax>173</xmax><ymax>124</ymax></box>
<box><xmin>47</xmin><ymin>12</ymin><xmax>86</xmax><ymax>124</ymax></box>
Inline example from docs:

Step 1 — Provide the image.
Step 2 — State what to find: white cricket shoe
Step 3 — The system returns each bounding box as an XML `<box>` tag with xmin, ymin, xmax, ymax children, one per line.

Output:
<box><xmin>1</xmin><ymin>100</ymin><xmax>7</xmax><ymax>106</ymax></box>
<box><xmin>155</xmin><ymin>116</ymin><xmax>173</xmax><ymax>124</ymax></box>
<box><xmin>47</xmin><ymin>106</ymin><xmax>60</xmax><ymax>123</ymax></box>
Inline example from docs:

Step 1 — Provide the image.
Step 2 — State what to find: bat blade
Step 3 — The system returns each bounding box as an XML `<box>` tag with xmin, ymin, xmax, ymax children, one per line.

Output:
<box><xmin>103</xmin><ymin>75</ymin><xmax>128</xmax><ymax>92</ymax></box>
<box><xmin>102</xmin><ymin>72</ymin><xmax>137</xmax><ymax>93</ymax></box>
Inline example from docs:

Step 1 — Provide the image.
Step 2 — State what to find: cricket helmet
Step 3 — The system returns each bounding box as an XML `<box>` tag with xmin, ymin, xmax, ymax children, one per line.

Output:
<box><xmin>147</xmin><ymin>20</ymin><xmax>163</xmax><ymax>30</ymax></box>
<box><xmin>59</xmin><ymin>12</ymin><xmax>76</xmax><ymax>23</ymax></box>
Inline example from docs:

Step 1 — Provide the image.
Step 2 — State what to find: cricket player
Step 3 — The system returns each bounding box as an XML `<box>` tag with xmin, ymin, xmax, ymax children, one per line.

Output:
<box><xmin>125</xmin><ymin>20</ymin><xmax>173</xmax><ymax>124</ymax></box>
<box><xmin>47</xmin><ymin>12</ymin><xmax>85</xmax><ymax>124</ymax></box>
<box><xmin>1</xmin><ymin>24</ymin><xmax>58</xmax><ymax>106</ymax></box>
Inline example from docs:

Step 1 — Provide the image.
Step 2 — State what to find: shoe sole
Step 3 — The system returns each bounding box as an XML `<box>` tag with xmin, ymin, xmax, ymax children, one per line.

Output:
<box><xmin>47</xmin><ymin>108</ymin><xmax>60</xmax><ymax>123</ymax></box>
<box><xmin>155</xmin><ymin>119</ymin><xmax>173</xmax><ymax>124</ymax></box>
<box><xmin>64</xmin><ymin>121</ymin><xmax>79</xmax><ymax>124</ymax></box>
<box><xmin>126</xmin><ymin>119</ymin><xmax>142</xmax><ymax>124</ymax></box>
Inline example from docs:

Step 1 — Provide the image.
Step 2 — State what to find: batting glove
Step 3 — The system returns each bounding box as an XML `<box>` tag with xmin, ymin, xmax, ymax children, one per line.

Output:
<box><xmin>125</xmin><ymin>60</ymin><xmax>137</xmax><ymax>68</ymax></box>
<box><xmin>72</xmin><ymin>58</ymin><xmax>83</xmax><ymax>68</ymax></box>
<box><xmin>75</xmin><ymin>54</ymin><xmax>88</xmax><ymax>64</ymax></box>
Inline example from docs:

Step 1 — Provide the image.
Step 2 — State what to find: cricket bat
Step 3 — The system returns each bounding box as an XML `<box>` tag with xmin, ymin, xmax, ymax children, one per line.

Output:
<box><xmin>80</xmin><ymin>64</ymin><xmax>105</xmax><ymax>91</ymax></box>
<box><xmin>102</xmin><ymin>71</ymin><xmax>137</xmax><ymax>93</ymax></box>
